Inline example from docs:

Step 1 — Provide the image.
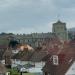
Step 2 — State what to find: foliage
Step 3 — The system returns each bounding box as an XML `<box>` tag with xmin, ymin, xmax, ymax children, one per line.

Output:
<box><xmin>9</xmin><ymin>68</ymin><xmax>20</xmax><ymax>75</ymax></box>
<box><xmin>9</xmin><ymin>40</ymin><xmax>19</xmax><ymax>48</ymax></box>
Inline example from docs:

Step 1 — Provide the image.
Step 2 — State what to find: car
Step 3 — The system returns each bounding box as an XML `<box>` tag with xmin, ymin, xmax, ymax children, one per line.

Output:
<box><xmin>20</xmin><ymin>67</ymin><xmax>28</xmax><ymax>73</ymax></box>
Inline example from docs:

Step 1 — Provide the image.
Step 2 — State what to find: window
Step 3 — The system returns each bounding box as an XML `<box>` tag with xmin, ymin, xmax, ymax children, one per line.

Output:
<box><xmin>53</xmin><ymin>55</ymin><xmax>59</xmax><ymax>65</ymax></box>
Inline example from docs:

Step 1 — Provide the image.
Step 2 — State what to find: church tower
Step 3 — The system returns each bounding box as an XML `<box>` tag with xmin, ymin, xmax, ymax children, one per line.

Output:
<box><xmin>52</xmin><ymin>20</ymin><xmax>68</xmax><ymax>41</ymax></box>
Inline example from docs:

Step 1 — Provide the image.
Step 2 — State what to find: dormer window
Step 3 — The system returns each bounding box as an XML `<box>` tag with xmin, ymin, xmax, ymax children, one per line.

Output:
<box><xmin>52</xmin><ymin>55</ymin><xmax>59</xmax><ymax>65</ymax></box>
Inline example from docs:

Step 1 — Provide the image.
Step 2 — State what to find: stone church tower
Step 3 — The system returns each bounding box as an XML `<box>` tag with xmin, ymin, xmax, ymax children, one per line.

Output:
<box><xmin>52</xmin><ymin>20</ymin><xmax>68</xmax><ymax>41</ymax></box>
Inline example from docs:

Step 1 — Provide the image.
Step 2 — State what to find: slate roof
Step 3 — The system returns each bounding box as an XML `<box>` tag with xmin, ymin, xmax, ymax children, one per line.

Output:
<box><xmin>12</xmin><ymin>47</ymin><xmax>48</xmax><ymax>62</ymax></box>
<box><xmin>30</xmin><ymin>49</ymin><xmax>48</xmax><ymax>62</ymax></box>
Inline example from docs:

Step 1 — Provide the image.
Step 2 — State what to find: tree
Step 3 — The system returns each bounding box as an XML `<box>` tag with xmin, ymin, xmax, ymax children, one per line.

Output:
<box><xmin>9</xmin><ymin>40</ymin><xmax>19</xmax><ymax>48</ymax></box>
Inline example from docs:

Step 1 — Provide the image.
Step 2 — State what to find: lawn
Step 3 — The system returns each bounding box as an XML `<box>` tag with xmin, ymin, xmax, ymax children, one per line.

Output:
<box><xmin>22</xmin><ymin>73</ymin><xmax>42</xmax><ymax>75</ymax></box>
<box><xmin>22</xmin><ymin>73</ymin><xmax>35</xmax><ymax>75</ymax></box>
<box><xmin>8</xmin><ymin>68</ymin><xmax>35</xmax><ymax>75</ymax></box>
<box><xmin>8</xmin><ymin>68</ymin><xmax>42</xmax><ymax>75</ymax></box>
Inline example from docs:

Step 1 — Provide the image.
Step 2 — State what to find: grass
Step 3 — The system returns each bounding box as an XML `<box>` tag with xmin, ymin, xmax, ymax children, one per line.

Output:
<box><xmin>7</xmin><ymin>68</ymin><xmax>35</xmax><ymax>75</ymax></box>
<box><xmin>8</xmin><ymin>68</ymin><xmax>20</xmax><ymax>75</ymax></box>
<box><xmin>7</xmin><ymin>67</ymin><xmax>39</xmax><ymax>75</ymax></box>
<box><xmin>22</xmin><ymin>73</ymin><xmax>35</xmax><ymax>75</ymax></box>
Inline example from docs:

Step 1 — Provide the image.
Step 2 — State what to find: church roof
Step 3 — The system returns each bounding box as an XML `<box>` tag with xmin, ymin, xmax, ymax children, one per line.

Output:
<box><xmin>53</xmin><ymin>20</ymin><xmax>66</xmax><ymax>25</ymax></box>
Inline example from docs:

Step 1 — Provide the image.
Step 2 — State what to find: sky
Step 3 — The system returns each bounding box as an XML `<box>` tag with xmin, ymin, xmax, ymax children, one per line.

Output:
<box><xmin>0</xmin><ymin>0</ymin><xmax>75</xmax><ymax>34</ymax></box>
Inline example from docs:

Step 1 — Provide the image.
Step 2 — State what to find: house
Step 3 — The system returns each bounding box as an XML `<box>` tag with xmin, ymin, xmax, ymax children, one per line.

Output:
<box><xmin>28</xmin><ymin>47</ymin><xmax>48</xmax><ymax>74</ymax></box>
<box><xmin>12</xmin><ymin>46</ymin><xmax>48</xmax><ymax>73</ymax></box>
<box><xmin>19</xmin><ymin>44</ymin><xmax>34</xmax><ymax>51</ymax></box>
<box><xmin>42</xmin><ymin>39</ymin><xmax>75</xmax><ymax>75</ymax></box>
<box><xmin>30</xmin><ymin>48</ymin><xmax>47</xmax><ymax>68</ymax></box>
<box><xmin>11</xmin><ymin>43</ymin><xmax>34</xmax><ymax>54</ymax></box>
<box><xmin>65</xmin><ymin>61</ymin><xmax>75</xmax><ymax>75</ymax></box>
<box><xmin>3</xmin><ymin>48</ymin><xmax>12</xmax><ymax>68</ymax></box>
<box><xmin>0</xmin><ymin>45</ymin><xmax>8</xmax><ymax>65</ymax></box>
<box><xmin>0</xmin><ymin>63</ymin><xmax>9</xmax><ymax>75</ymax></box>
<box><xmin>0</xmin><ymin>45</ymin><xmax>7</xmax><ymax>61</ymax></box>
<box><xmin>11</xmin><ymin>47</ymin><xmax>34</xmax><ymax>67</ymax></box>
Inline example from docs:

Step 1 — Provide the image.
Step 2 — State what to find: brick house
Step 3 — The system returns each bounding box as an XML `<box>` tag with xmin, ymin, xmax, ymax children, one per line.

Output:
<box><xmin>42</xmin><ymin>39</ymin><xmax>75</xmax><ymax>75</ymax></box>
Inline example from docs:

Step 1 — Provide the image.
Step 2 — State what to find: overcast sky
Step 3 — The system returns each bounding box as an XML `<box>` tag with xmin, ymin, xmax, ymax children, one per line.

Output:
<box><xmin>0</xmin><ymin>0</ymin><xmax>75</xmax><ymax>34</ymax></box>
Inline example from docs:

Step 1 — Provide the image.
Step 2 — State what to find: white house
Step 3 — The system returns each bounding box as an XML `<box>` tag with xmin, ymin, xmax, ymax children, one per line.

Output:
<box><xmin>65</xmin><ymin>62</ymin><xmax>75</xmax><ymax>75</ymax></box>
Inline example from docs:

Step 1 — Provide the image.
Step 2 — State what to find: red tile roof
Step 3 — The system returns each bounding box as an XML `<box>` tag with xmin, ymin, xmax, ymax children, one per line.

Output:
<box><xmin>42</xmin><ymin>39</ymin><xmax>75</xmax><ymax>75</ymax></box>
